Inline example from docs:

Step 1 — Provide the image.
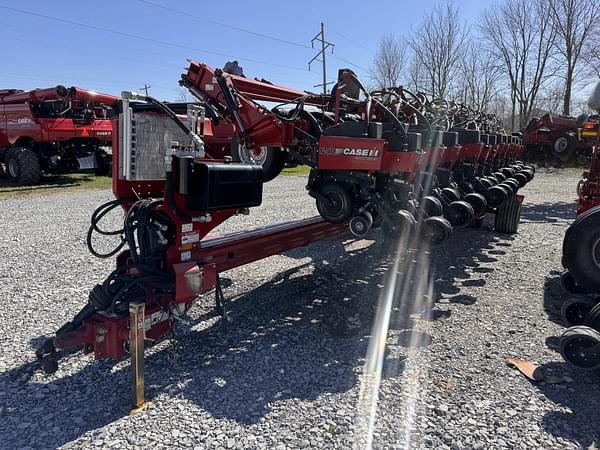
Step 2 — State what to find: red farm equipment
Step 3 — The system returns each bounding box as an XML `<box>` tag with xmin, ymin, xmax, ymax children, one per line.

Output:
<box><xmin>35</xmin><ymin>61</ymin><xmax>534</xmax><ymax>406</ymax></box>
<box><xmin>0</xmin><ymin>86</ymin><xmax>118</xmax><ymax>184</ymax></box>
<box><xmin>522</xmin><ymin>113</ymin><xmax>598</xmax><ymax>163</ymax></box>
<box><xmin>557</xmin><ymin>81</ymin><xmax>600</xmax><ymax>370</ymax></box>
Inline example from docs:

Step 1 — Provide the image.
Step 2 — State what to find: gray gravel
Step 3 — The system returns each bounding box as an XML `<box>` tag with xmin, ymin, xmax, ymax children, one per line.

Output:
<box><xmin>0</xmin><ymin>170</ymin><xmax>598</xmax><ymax>449</ymax></box>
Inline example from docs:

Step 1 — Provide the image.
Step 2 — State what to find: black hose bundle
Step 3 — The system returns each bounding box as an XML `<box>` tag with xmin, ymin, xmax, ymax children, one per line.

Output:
<box><xmin>63</xmin><ymin>198</ymin><xmax>175</xmax><ymax>331</ymax></box>
<box><xmin>86</xmin><ymin>199</ymin><xmax>126</xmax><ymax>258</ymax></box>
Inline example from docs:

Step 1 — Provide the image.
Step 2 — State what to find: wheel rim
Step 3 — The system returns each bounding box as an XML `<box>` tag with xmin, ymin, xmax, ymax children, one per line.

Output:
<box><xmin>320</xmin><ymin>192</ymin><xmax>344</xmax><ymax>217</ymax></box>
<box><xmin>564</xmin><ymin>302</ymin><xmax>594</xmax><ymax>326</ymax></box>
<box><xmin>563</xmin><ymin>335</ymin><xmax>600</xmax><ymax>368</ymax></box>
<box><xmin>8</xmin><ymin>158</ymin><xmax>18</xmax><ymax>178</ymax></box>
<box><xmin>240</xmin><ymin>146</ymin><xmax>268</xmax><ymax>165</ymax></box>
<box><xmin>555</xmin><ymin>137</ymin><xmax>568</xmax><ymax>153</ymax></box>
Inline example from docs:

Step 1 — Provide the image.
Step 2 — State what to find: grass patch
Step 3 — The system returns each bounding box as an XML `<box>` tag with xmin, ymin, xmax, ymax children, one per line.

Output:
<box><xmin>0</xmin><ymin>173</ymin><xmax>112</xmax><ymax>199</ymax></box>
<box><xmin>281</xmin><ymin>165</ymin><xmax>311</xmax><ymax>176</ymax></box>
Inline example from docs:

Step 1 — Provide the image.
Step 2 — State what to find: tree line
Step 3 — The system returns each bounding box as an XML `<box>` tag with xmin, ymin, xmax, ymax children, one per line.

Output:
<box><xmin>369</xmin><ymin>0</ymin><xmax>600</xmax><ymax>131</ymax></box>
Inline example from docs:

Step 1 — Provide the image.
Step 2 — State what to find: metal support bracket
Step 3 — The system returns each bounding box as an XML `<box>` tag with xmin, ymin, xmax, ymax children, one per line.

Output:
<box><xmin>215</xmin><ymin>274</ymin><xmax>231</xmax><ymax>324</ymax></box>
<box><xmin>129</xmin><ymin>302</ymin><xmax>149</xmax><ymax>413</ymax></box>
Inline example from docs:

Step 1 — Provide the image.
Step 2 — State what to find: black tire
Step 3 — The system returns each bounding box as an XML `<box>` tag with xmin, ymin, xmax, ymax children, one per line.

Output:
<box><xmin>464</xmin><ymin>193</ymin><xmax>487</xmax><ymax>217</ymax></box>
<box><xmin>560</xmin><ymin>270</ymin><xmax>586</xmax><ymax>294</ymax></box>
<box><xmin>5</xmin><ymin>147</ymin><xmax>41</xmax><ymax>185</ymax></box>
<box><xmin>441</xmin><ymin>187</ymin><xmax>461</xmax><ymax>203</ymax></box>
<box><xmin>498</xmin><ymin>182</ymin><xmax>516</xmax><ymax>196</ymax></box>
<box><xmin>446</xmin><ymin>200</ymin><xmax>474</xmax><ymax>227</ymax></box>
<box><xmin>420</xmin><ymin>195</ymin><xmax>443</xmax><ymax>218</ymax></box>
<box><xmin>494</xmin><ymin>195</ymin><xmax>522</xmax><ymax>234</ymax></box>
<box><xmin>561</xmin><ymin>295</ymin><xmax>598</xmax><ymax>326</ymax></box>
<box><xmin>94</xmin><ymin>154</ymin><xmax>112</xmax><ymax>177</ymax></box>
<box><xmin>563</xmin><ymin>206</ymin><xmax>600</xmax><ymax>292</ymax></box>
<box><xmin>513</xmin><ymin>172</ymin><xmax>528</xmax><ymax>187</ymax></box>
<box><xmin>316</xmin><ymin>183</ymin><xmax>352</xmax><ymax>224</ymax></box>
<box><xmin>383</xmin><ymin>209</ymin><xmax>416</xmax><ymax>241</ymax></box>
<box><xmin>584</xmin><ymin>302</ymin><xmax>600</xmax><ymax>332</ymax></box>
<box><xmin>230</xmin><ymin>136</ymin><xmax>287</xmax><ymax>182</ymax></box>
<box><xmin>493</xmin><ymin>172</ymin><xmax>506</xmax><ymax>182</ymax></box>
<box><xmin>504</xmin><ymin>178</ymin><xmax>520</xmax><ymax>193</ymax></box>
<box><xmin>552</xmin><ymin>135</ymin><xmax>577</xmax><ymax>162</ymax></box>
<box><xmin>560</xmin><ymin>326</ymin><xmax>600</xmax><ymax>370</ymax></box>
<box><xmin>349</xmin><ymin>212</ymin><xmax>373</xmax><ymax>237</ymax></box>
<box><xmin>486</xmin><ymin>184</ymin><xmax>508</xmax><ymax>207</ymax></box>
<box><xmin>423</xmin><ymin>216</ymin><xmax>452</xmax><ymax>245</ymax></box>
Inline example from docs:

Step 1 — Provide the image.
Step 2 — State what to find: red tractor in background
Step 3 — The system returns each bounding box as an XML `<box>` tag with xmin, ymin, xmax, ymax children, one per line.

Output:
<box><xmin>522</xmin><ymin>113</ymin><xmax>598</xmax><ymax>163</ymax></box>
<box><xmin>0</xmin><ymin>85</ymin><xmax>117</xmax><ymax>184</ymax></box>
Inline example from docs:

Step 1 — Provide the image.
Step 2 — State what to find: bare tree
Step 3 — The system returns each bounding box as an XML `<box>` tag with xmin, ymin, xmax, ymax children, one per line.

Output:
<box><xmin>369</xmin><ymin>34</ymin><xmax>408</xmax><ymax>89</ymax></box>
<box><xmin>588</xmin><ymin>45</ymin><xmax>600</xmax><ymax>78</ymax></box>
<box><xmin>481</xmin><ymin>0</ymin><xmax>556</xmax><ymax>130</ymax></box>
<box><xmin>408</xmin><ymin>2</ymin><xmax>468</xmax><ymax>99</ymax></box>
<box><xmin>456</xmin><ymin>43</ymin><xmax>503</xmax><ymax>111</ymax></box>
<box><xmin>548</xmin><ymin>0</ymin><xmax>600</xmax><ymax>115</ymax></box>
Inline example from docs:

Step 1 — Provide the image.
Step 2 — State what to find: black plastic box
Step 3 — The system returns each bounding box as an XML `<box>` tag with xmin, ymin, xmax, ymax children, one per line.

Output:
<box><xmin>178</xmin><ymin>159</ymin><xmax>263</xmax><ymax>212</ymax></box>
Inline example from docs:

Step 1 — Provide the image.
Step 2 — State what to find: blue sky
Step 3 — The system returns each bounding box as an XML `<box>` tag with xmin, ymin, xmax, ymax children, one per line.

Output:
<box><xmin>0</xmin><ymin>0</ymin><xmax>490</xmax><ymax>100</ymax></box>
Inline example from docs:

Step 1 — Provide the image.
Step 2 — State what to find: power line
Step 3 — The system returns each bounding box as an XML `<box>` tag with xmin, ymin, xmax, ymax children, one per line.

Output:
<box><xmin>0</xmin><ymin>4</ymin><xmax>311</xmax><ymax>73</ymax></box>
<box><xmin>328</xmin><ymin>28</ymin><xmax>377</xmax><ymax>56</ymax></box>
<box><xmin>135</xmin><ymin>0</ymin><xmax>312</xmax><ymax>50</ymax></box>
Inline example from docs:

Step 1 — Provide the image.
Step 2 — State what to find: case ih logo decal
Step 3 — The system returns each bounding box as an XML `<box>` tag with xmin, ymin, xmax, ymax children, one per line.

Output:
<box><xmin>96</xmin><ymin>131</ymin><xmax>111</xmax><ymax>136</ymax></box>
<box><xmin>320</xmin><ymin>147</ymin><xmax>380</xmax><ymax>158</ymax></box>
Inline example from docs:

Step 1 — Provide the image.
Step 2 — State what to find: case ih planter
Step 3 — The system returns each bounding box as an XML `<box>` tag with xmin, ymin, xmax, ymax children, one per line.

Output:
<box><xmin>522</xmin><ymin>113</ymin><xmax>598</xmax><ymax>163</ymax></box>
<box><xmin>35</xmin><ymin>61</ymin><xmax>534</xmax><ymax>405</ymax></box>
<box><xmin>0</xmin><ymin>86</ymin><xmax>118</xmax><ymax>184</ymax></box>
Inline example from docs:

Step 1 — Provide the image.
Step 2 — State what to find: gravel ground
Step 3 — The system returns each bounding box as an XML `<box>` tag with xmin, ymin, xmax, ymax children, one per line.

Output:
<box><xmin>0</xmin><ymin>170</ymin><xmax>598</xmax><ymax>449</ymax></box>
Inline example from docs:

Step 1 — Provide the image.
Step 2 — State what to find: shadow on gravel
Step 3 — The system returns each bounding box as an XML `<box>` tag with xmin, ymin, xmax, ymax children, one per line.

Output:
<box><xmin>539</xmin><ymin>272</ymin><xmax>600</xmax><ymax>447</ymax></box>
<box><xmin>534</xmin><ymin>361</ymin><xmax>600</xmax><ymax>448</ymax></box>
<box><xmin>520</xmin><ymin>201</ymin><xmax>577</xmax><ymax>223</ymax></box>
<box><xmin>542</xmin><ymin>272</ymin><xmax>569</xmax><ymax>326</ymax></box>
<box><xmin>0</xmin><ymin>237</ymin><xmax>399</xmax><ymax>448</ymax></box>
<box><xmin>429</xmin><ymin>218</ymin><xmax>517</xmax><ymax>305</ymax></box>
<box><xmin>0</xmin><ymin>214</ymin><xmax>523</xmax><ymax>449</ymax></box>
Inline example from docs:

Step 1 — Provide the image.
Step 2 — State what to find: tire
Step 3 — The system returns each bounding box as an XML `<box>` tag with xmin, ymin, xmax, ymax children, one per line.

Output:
<box><xmin>230</xmin><ymin>136</ymin><xmax>286</xmax><ymax>182</ymax></box>
<box><xmin>423</xmin><ymin>216</ymin><xmax>452</xmax><ymax>245</ymax></box>
<box><xmin>584</xmin><ymin>302</ymin><xmax>600</xmax><ymax>332</ymax></box>
<box><xmin>560</xmin><ymin>326</ymin><xmax>600</xmax><ymax>370</ymax></box>
<box><xmin>446</xmin><ymin>200</ymin><xmax>474</xmax><ymax>227</ymax></box>
<box><xmin>560</xmin><ymin>270</ymin><xmax>586</xmax><ymax>294</ymax></box>
<box><xmin>316</xmin><ymin>183</ymin><xmax>352</xmax><ymax>224</ymax></box>
<box><xmin>563</xmin><ymin>206</ymin><xmax>600</xmax><ymax>292</ymax></box>
<box><xmin>464</xmin><ymin>193</ymin><xmax>487</xmax><ymax>217</ymax></box>
<box><xmin>561</xmin><ymin>295</ymin><xmax>598</xmax><ymax>326</ymax></box>
<box><xmin>5</xmin><ymin>147</ymin><xmax>41</xmax><ymax>185</ymax></box>
<box><xmin>513</xmin><ymin>172</ymin><xmax>528</xmax><ymax>187</ymax></box>
<box><xmin>494</xmin><ymin>195</ymin><xmax>522</xmax><ymax>234</ymax></box>
<box><xmin>349</xmin><ymin>212</ymin><xmax>373</xmax><ymax>237</ymax></box>
<box><xmin>94</xmin><ymin>154</ymin><xmax>112</xmax><ymax>177</ymax></box>
<box><xmin>552</xmin><ymin>135</ymin><xmax>577</xmax><ymax>162</ymax></box>
<box><xmin>486</xmin><ymin>185</ymin><xmax>508</xmax><ymax>207</ymax></box>
<box><xmin>441</xmin><ymin>187</ymin><xmax>461</xmax><ymax>203</ymax></box>
<box><xmin>383</xmin><ymin>209</ymin><xmax>416</xmax><ymax>242</ymax></box>
<box><xmin>420</xmin><ymin>195</ymin><xmax>443</xmax><ymax>218</ymax></box>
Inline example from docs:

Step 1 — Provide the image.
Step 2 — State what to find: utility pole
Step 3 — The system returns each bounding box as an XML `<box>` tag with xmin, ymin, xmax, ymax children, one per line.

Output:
<box><xmin>308</xmin><ymin>22</ymin><xmax>335</xmax><ymax>94</ymax></box>
<box><xmin>140</xmin><ymin>84</ymin><xmax>151</xmax><ymax>96</ymax></box>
